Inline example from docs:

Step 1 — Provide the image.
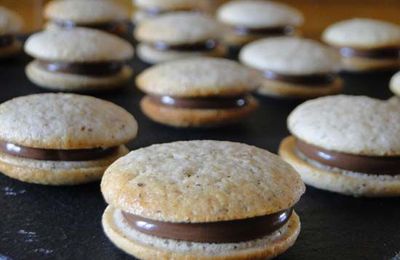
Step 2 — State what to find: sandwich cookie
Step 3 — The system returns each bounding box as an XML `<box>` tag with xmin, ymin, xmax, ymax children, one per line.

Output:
<box><xmin>24</xmin><ymin>28</ymin><xmax>134</xmax><ymax>91</ymax></box>
<box><xmin>133</xmin><ymin>0</ymin><xmax>207</xmax><ymax>23</ymax></box>
<box><xmin>217</xmin><ymin>0</ymin><xmax>303</xmax><ymax>49</ymax></box>
<box><xmin>101</xmin><ymin>140</ymin><xmax>305</xmax><ymax>260</ymax></box>
<box><xmin>0</xmin><ymin>7</ymin><xmax>23</xmax><ymax>59</ymax></box>
<box><xmin>136</xmin><ymin>57</ymin><xmax>258</xmax><ymax>127</ymax></box>
<box><xmin>322</xmin><ymin>18</ymin><xmax>400</xmax><ymax>71</ymax></box>
<box><xmin>0</xmin><ymin>93</ymin><xmax>138</xmax><ymax>185</ymax></box>
<box><xmin>134</xmin><ymin>12</ymin><xmax>225</xmax><ymax>64</ymax></box>
<box><xmin>279</xmin><ymin>95</ymin><xmax>400</xmax><ymax>197</ymax></box>
<box><xmin>240</xmin><ymin>37</ymin><xmax>342</xmax><ymax>98</ymax></box>
<box><xmin>44</xmin><ymin>0</ymin><xmax>129</xmax><ymax>36</ymax></box>
<box><xmin>389</xmin><ymin>71</ymin><xmax>400</xmax><ymax>96</ymax></box>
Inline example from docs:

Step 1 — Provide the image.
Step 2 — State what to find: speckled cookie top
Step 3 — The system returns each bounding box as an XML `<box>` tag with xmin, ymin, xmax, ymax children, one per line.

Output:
<box><xmin>0</xmin><ymin>7</ymin><xmax>23</xmax><ymax>35</ymax></box>
<box><xmin>0</xmin><ymin>93</ymin><xmax>138</xmax><ymax>149</ymax></box>
<box><xmin>217</xmin><ymin>0</ymin><xmax>303</xmax><ymax>28</ymax></box>
<box><xmin>288</xmin><ymin>95</ymin><xmax>400</xmax><ymax>156</ymax></box>
<box><xmin>134</xmin><ymin>12</ymin><xmax>222</xmax><ymax>44</ymax></box>
<box><xmin>101</xmin><ymin>140</ymin><xmax>305</xmax><ymax>222</ymax></box>
<box><xmin>134</xmin><ymin>0</ymin><xmax>202</xmax><ymax>10</ymax></box>
<box><xmin>240</xmin><ymin>37</ymin><xmax>340</xmax><ymax>75</ymax></box>
<box><xmin>136</xmin><ymin>57</ymin><xmax>258</xmax><ymax>97</ymax></box>
<box><xmin>390</xmin><ymin>71</ymin><xmax>400</xmax><ymax>95</ymax></box>
<box><xmin>24</xmin><ymin>28</ymin><xmax>134</xmax><ymax>62</ymax></box>
<box><xmin>322</xmin><ymin>18</ymin><xmax>400</xmax><ymax>48</ymax></box>
<box><xmin>45</xmin><ymin>0</ymin><xmax>129</xmax><ymax>24</ymax></box>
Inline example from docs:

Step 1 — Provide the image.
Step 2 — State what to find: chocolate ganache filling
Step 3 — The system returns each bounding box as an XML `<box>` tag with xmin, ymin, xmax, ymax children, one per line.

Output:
<box><xmin>148</xmin><ymin>95</ymin><xmax>249</xmax><ymax>109</ymax></box>
<box><xmin>151</xmin><ymin>39</ymin><xmax>218</xmax><ymax>52</ymax></box>
<box><xmin>263</xmin><ymin>70</ymin><xmax>336</xmax><ymax>85</ymax></box>
<box><xmin>53</xmin><ymin>20</ymin><xmax>126</xmax><ymax>34</ymax></box>
<box><xmin>0</xmin><ymin>34</ymin><xmax>14</xmax><ymax>48</ymax></box>
<box><xmin>0</xmin><ymin>140</ymin><xmax>118</xmax><ymax>161</ymax></box>
<box><xmin>338</xmin><ymin>46</ymin><xmax>400</xmax><ymax>59</ymax></box>
<box><xmin>37</xmin><ymin>60</ymin><xmax>123</xmax><ymax>76</ymax></box>
<box><xmin>122</xmin><ymin>208</ymin><xmax>293</xmax><ymax>243</ymax></box>
<box><xmin>296</xmin><ymin>139</ymin><xmax>400</xmax><ymax>175</ymax></box>
<box><xmin>234</xmin><ymin>25</ymin><xmax>294</xmax><ymax>36</ymax></box>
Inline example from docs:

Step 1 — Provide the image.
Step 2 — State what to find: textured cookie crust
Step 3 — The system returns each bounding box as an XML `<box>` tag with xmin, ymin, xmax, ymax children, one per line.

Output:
<box><xmin>0</xmin><ymin>146</ymin><xmax>128</xmax><ymax>185</ymax></box>
<box><xmin>390</xmin><ymin>71</ymin><xmax>400</xmax><ymax>96</ymax></box>
<box><xmin>24</xmin><ymin>28</ymin><xmax>134</xmax><ymax>62</ymax></box>
<box><xmin>140</xmin><ymin>95</ymin><xmax>258</xmax><ymax>127</ymax></box>
<box><xmin>134</xmin><ymin>0</ymin><xmax>202</xmax><ymax>10</ymax></box>
<box><xmin>101</xmin><ymin>140</ymin><xmax>305</xmax><ymax>222</ymax></box>
<box><xmin>217</xmin><ymin>0</ymin><xmax>303</xmax><ymax>28</ymax></box>
<box><xmin>279</xmin><ymin>136</ymin><xmax>400</xmax><ymax>197</ymax></box>
<box><xmin>0</xmin><ymin>93</ymin><xmax>138</xmax><ymax>149</ymax></box>
<box><xmin>340</xmin><ymin>56</ymin><xmax>400</xmax><ymax>72</ymax></box>
<box><xmin>258</xmin><ymin>77</ymin><xmax>343</xmax><ymax>98</ymax></box>
<box><xmin>26</xmin><ymin>61</ymin><xmax>133</xmax><ymax>91</ymax></box>
<box><xmin>45</xmin><ymin>0</ymin><xmax>129</xmax><ymax>24</ymax></box>
<box><xmin>137</xmin><ymin>57</ymin><xmax>258</xmax><ymax>97</ymax></box>
<box><xmin>288</xmin><ymin>95</ymin><xmax>400</xmax><ymax>156</ymax></box>
<box><xmin>0</xmin><ymin>41</ymin><xmax>21</xmax><ymax>58</ymax></box>
<box><xmin>239</xmin><ymin>37</ymin><xmax>341</xmax><ymax>75</ymax></box>
<box><xmin>103</xmin><ymin>206</ymin><xmax>301</xmax><ymax>260</ymax></box>
<box><xmin>135</xmin><ymin>12</ymin><xmax>222</xmax><ymax>44</ymax></box>
<box><xmin>322</xmin><ymin>18</ymin><xmax>400</xmax><ymax>48</ymax></box>
<box><xmin>0</xmin><ymin>7</ymin><xmax>23</xmax><ymax>35</ymax></box>
<box><xmin>136</xmin><ymin>43</ymin><xmax>227</xmax><ymax>64</ymax></box>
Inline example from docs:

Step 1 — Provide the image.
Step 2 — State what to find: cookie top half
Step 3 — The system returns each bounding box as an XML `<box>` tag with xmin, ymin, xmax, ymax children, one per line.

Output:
<box><xmin>24</xmin><ymin>28</ymin><xmax>134</xmax><ymax>62</ymax></box>
<box><xmin>217</xmin><ymin>0</ymin><xmax>303</xmax><ymax>28</ymax></box>
<box><xmin>322</xmin><ymin>18</ymin><xmax>400</xmax><ymax>49</ymax></box>
<box><xmin>45</xmin><ymin>0</ymin><xmax>129</xmax><ymax>24</ymax></box>
<box><xmin>0</xmin><ymin>93</ymin><xmax>138</xmax><ymax>149</ymax></box>
<box><xmin>240</xmin><ymin>37</ymin><xmax>340</xmax><ymax>75</ymax></box>
<box><xmin>288</xmin><ymin>95</ymin><xmax>400</xmax><ymax>156</ymax></box>
<box><xmin>136</xmin><ymin>57</ymin><xmax>258</xmax><ymax>97</ymax></box>
<box><xmin>0</xmin><ymin>7</ymin><xmax>23</xmax><ymax>35</ymax></box>
<box><xmin>134</xmin><ymin>12</ymin><xmax>222</xmax><ymax>44</ymax></box>
<box><xmin>134</xmin><ymin>0</ymin><xmax>202</xmax><ymax>10</ymax></box>
<box><xmin>101</xmin><ymin>140</ymin><xmax>305</xmax><ymax>222</ymax></box>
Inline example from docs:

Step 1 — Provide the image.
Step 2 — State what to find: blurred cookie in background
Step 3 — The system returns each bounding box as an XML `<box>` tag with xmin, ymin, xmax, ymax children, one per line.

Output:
<box><xmin>0</xmin><ymin>6</ymin><xmax>23</xmax><ymax>59</ymax></box>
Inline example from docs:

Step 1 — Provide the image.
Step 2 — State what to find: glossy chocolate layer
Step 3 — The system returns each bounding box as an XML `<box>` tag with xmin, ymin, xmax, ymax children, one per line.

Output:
<box><xmin>148</xmin><ymin>95</ymin><xmax>249</xmax><ymax>109</ymax></box>
<box><xmin>122</xmin><ymin>208</ymin><xmax>293</xmax><ymax>243</ymax></box>
<box><xmin>37</xmin><ymin>60</ymin><xmax>123</xmax><ymax>76</ymax></box>
<box><xmin>151</xmin><ymin>39</ymin><xmax>218</xmax><ymax>52</ymax></box>
<box><xmin>0</xmin><ymin>34</ymin><xmax>14</xmax><ymax>48</ymax></box>
<box><xmin>142</xmin><ymin>7</ymin><xmax>194</xmax><ymax>17</ymax></box>
<box><xmin>53</xmin><ymin>19</ymin><xmax>126</xmax><ymax>34</ymax></box>
<box><xmin>339</xmin><ymin>46</ymin><xmax>400</xmax><ymax>59</ymax></box>
<box><xmin>296</xmin><ymin>139</ymin><xmax>400</xmax><ymax>175</ymax></box>
<box><xmin>0</xmin><ymin>141</ymin><xmax>118</xmax><ymax>161</ymax></box>
<box><xmin>234</xmin><ymin>25</ymin><xmax>294</xmax><ymax>36</ymax></box>
<box><xmin>263</xmin><ymin>70</ymin><xmax>336</xmax><ymax>85</ymax></box>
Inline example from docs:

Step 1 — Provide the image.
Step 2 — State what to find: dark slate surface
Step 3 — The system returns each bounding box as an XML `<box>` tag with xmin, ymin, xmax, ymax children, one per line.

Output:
<box><xmin>0</xmin><ymin>51</ymin><xmax>399</xmax><ymax>260</ymax></box>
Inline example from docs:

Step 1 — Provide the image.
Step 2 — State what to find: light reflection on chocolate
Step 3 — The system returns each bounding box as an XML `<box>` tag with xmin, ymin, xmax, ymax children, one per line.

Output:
<box><xmin>37</xmin><ymin>60</ymin><xmax>123</xmax><ymax>76</ymax></box>
<box><xmin>151</xmin><ymin>39</ymin><xmax>218</xmax><ymax>52</ymax></box>
<box><xmin>0</xmin><ymin>140</ymin><xmax>118</xmax><ymax>161</ymax></box>
<box><xmin>296</xmin><ymin>139</ymin><xmax>400</xmax><ymax>175</ymax></box>
<box><xmin>338</xmin><ymin>46</ymin><xmax>400</xmax><ymax>59</ymax></box>
<box><xmin>233</xmin><ymin>26</ymin><xmax>295</xmax><ymax>36</ymax></box>
<box><xmin>263</xmin><ymin>70</ymin><xmax>336</xmax><ymax>85</ymax></box>
<box><xmin>53</xmin><ymin>20</ymin><xmax>127</xmax><ymax>35</ymax></box>
<box><xmin>122</xmin><ymin>208</ymin><xmax>293</xmax><ymax>243</ymax></box>
<box><xmin>148</xmin><ymin>95</ymin><xmax>249</xmax><ymax>109</ymax></box>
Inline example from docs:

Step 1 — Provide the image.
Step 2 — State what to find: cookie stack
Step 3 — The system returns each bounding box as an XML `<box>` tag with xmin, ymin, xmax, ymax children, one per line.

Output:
<box><xmin>0</xmin><ymin>7</ymin><xmax>23</xmax><ymax>59</ymax></box>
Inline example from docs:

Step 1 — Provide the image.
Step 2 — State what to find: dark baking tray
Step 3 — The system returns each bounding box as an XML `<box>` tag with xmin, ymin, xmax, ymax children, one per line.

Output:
<box><xmin>0</xmin><ymin>51</ymin><xmax>399</xmax><ymax>260</ymax></box>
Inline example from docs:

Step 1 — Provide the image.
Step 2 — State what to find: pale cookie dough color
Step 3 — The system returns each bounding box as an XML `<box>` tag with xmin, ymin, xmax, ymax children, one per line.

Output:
<box><xmin>279</xmin><ymin>95</ymin><xmax>400</xmax><ymax>197</ymax></box>
<box><xmin>132</xmin><ymin>0</ymin><xmax>208</xmax><ymax>23</ymax></box>
<box><xmin>101</xmin><ymin>140</ymin><xmax>305</xmax><ymax>260</ymax></box>
<box><xmin>0</xmin><ymin>93</ymin><xmax>138</xmax><ymax>185</ymax></box>
<box><xmin>136</xmin><ymin>57</ymin><xmax>259</xmax><ymax>127</ymax></box>
<box><xmin>24</xmin><ymin>28</ymin><xmax>134</xmax><ymax>91</ymax></box>
<box><xmin>0</xmin><ymin>7</ymin><xmax>23</xmax><ymax>59</ymax></box>
<box><xmin>217</xmin><ymin>0</ymin><xmax>303</xmax><ymax>48</ymax></box>
<box><xmin>389</xmin><ymin>71</ymin><xmax>400</xmax><ymax>96</ymax></box>
<box><xmin>239</xmin><ymin>37</ymin><xmax>342</xmax><ymax>99</ymax></box>
<box><xmin>134</xmin><ymin>12</ymin><xmax>225</xmax><ymax>64</ymax></box>
<box><xmin>44</xmin><ymin>0</ymin><xmax>129</xmax><ymax>36</ymax></box>
<box><xmin>322</xmin><ymin>18</ymin><xmax>400</xmax><ymax>71</ymax></box>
